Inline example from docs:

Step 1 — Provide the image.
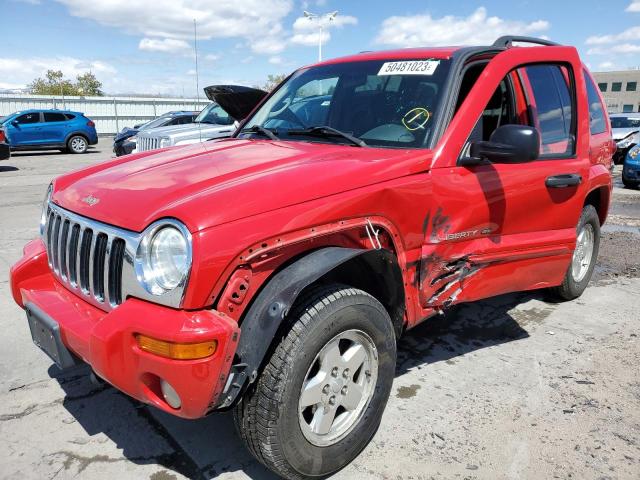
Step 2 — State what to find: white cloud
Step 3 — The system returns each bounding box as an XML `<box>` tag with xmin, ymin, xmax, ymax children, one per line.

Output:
<box><xmin>204</xmin><ymin>53</ymin><xmax>220</xmax><ymax>61</ymax></box>
<box><xmin>269</xmin><ymin>56</ymin><xmax>284</xmax><ymax>64</ymax></box>
<box><xmin>586</xmin><ymin>26</ymin><xmax>640</xmax><ymax>45</ymax></box>
<box><xmin>290</xmin><ymin>13</ymin><xmax>357</xmax><ymax>46</ymax></box>
<box><xmin>0</xmin><ymin>57</ymin><xmax>116</xmax><ymax>91</ymax></box>
<box><xmin>56</xmin><ymin>0</ymin><xmax>293</xmax><ymax>55</ymax></box>
<box><xmin>375</xmin><ymin>7</ymin><xmax>549</xmax><ymax>47</ymax></box>
<box><xmin>588</xmin><ymin>43</ymin><xmax>640</xmax><ymax>55</ymax></box>
<box><xmin>139</xmin><ymin>37</ymin><xmax>191</xmax><ymax>53</ymax></box>
<box><xmin>627</xmin><ymin>1</ymin><xmax>640</xmax><ymax>12</ymax></box>
<box><xmin>598</xmin><ymin>61</ymin><xmax>615</xmax><ymax>70</ymax></box>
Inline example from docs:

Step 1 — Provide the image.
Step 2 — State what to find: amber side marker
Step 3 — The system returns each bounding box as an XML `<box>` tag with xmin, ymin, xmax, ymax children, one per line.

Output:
<box><xmin>135</xmin><ymin>334</ymin><xmax>217</xmax><ymax>360</ymax></box>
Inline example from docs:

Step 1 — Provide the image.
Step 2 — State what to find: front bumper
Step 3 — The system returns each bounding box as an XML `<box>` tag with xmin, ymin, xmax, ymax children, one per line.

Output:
<box><xmin>0</xmin><ymin>142</ymin><xmax>9</xmax><ymax>160</ymax></box>
<box><xmin>623</xmin><ymin>163</ymin><xmax>640</xmax><ymax>181</ymax></box>
<box><xmin>10</xmin><ymin>239</ymin><xmax>239</xmax><ymax>419</ymax></box>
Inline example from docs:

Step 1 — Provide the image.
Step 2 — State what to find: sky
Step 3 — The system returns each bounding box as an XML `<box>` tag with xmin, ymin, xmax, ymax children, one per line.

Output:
<box><xmin>2</xmin><ymin>0</ymin><xmax>640</xmax><ymax>97</ymax></box>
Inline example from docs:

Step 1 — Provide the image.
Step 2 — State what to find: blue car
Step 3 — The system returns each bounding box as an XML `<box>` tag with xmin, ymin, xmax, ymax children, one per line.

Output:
<box><xmin>623</xmin><ymin>144</ymin><xmax>640</xmax><ymax>189</ymax></box>
<box><xmin>1</xmin><ymin>109</ymin><xmax>98</xmax><ymax>154</ymax></box>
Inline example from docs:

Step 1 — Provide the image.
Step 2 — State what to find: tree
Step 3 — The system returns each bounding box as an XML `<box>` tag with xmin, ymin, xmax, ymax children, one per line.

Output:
<box><xmin>28</xmin><ymin>69</ymin><xmax>104</xmax><ymax>96</ymax></box>
<box><xmin>259</xmin><ymin>73</ymin><xmax>287</xmax><ymax>92</ymax></box>
<box><xmin>76</xmin><ymin>72</ymin><xmax>103</xmax><ymax>96</ymax></box>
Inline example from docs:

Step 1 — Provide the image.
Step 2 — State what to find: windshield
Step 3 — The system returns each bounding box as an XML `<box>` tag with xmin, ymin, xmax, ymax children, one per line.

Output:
<box><xmin>611</xmin><ymin>117</ymin><xmax>640</xmax><ymax>129</ymax></box>
<box><xmin>195</xmin><ymin>103</ymin><xmax>233</xmax><ymax>125</ymax></box>
<box><xmin>139</xmin><ymin>116</ymin><xmax>174</xmax><ymax>130</ymax></box>
<box><xmin>241</xmin><ymin>58</ymin><xmax>451</xmax><ymax>148</ymax></box>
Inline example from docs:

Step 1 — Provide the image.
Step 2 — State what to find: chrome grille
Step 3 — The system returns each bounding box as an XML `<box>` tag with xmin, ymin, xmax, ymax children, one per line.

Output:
<box><xmin>44</xmin><ymin>203</ymin><xmax>126</xmax><ymax>310</ymax></box>
<box><xmin>138</xmin><ymin>136</ymin><xmax>161</xmax><ymax>152</ymax></box>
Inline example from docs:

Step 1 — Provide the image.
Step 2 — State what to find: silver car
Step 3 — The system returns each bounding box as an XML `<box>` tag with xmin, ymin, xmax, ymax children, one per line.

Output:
<box><xmin>611</xmin><ymin>113</ymin><xmax>640</xmax><ymax>164</ymax></box>
<box><xmin>136</xmin><ymin>85</ymin><xmax>268</xmax><ymax>152</ymax></box>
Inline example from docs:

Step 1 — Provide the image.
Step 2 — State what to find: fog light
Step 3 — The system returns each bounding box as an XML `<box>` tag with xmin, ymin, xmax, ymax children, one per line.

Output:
<box><xmin>160</xmin><ymin>380</ymin><xmax>181</xmax><ymax>409</ymax></box>
<box><xmin>135</xmin><ymin>334</ymin><xmax>217</xmax><ymax>360</ymax></box>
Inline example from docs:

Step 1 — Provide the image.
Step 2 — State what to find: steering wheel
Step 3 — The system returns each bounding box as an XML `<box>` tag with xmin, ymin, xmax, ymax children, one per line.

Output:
<box><xmin>271</xmin><ymin>96</ymin><xmax>292</xmax><ymax>116</ymax></box>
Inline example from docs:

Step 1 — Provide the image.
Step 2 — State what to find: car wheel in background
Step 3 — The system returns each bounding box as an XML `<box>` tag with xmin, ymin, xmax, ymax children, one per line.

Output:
<box><xmin>67</xmin><ymin>135</ymin><xmax>88</xmax><ymax>154</ymax></box>
<box><xmin>234</xmin><ymin>284</ymin><xmax>396</xmax><ymax>479</ymax></box>
<box><xmin>550</xmin><ymin>204</ymin><xmax>600</xmax><ymax>301</ymax></box>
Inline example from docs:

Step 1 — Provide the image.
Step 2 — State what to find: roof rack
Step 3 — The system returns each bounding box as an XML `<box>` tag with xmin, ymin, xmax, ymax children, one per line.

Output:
<box><xmin>493</xmin><ymin>36</ymin><xmax>560</xmax><ymax>48</ymax></box>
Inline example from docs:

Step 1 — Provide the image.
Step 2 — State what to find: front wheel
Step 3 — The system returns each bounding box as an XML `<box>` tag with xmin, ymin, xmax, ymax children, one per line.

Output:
<box><xmin>234</xmin><ymin>285</ymin><xmax>396</xmax><ymax>479</ymax></box>
<box><xmin>67</xmin><ymin>135</ymin><xmax>88</xmax><ymax>154</ymax></box>
<box><xmin>551</xmin><ymin>204</ymin><xmax>600</xmax><ymax>301</ymax></box>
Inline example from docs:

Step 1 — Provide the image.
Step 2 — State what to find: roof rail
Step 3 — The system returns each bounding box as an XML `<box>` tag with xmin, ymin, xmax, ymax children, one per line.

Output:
<box><xmin>493</xmin><ymin>36</ymin><xmax>560</xmax><ymax>48</ymax></box>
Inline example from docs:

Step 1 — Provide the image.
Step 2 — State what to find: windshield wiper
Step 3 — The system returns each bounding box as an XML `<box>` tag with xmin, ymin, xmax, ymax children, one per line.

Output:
<box><xmin>287</xmin><ymin>126</ymin><xmax>366</xmax><ymax>147</ymax></box>
<box><xmin>240</xmin><ymin>125</ymin><xmax>280</xmax><ymax>141</ymax></box>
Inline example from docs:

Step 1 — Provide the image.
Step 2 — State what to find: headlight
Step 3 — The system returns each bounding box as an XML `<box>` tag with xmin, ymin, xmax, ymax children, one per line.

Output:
<box><xmin>617</xmin><ymin>132</ymin><xmax>639</xmax><ymax>149</ymax></box>
<box><xmin>160</xmin><ymin>137</ymin><xmax>171</xmax><ymax>148</ymax></box>
<box><xmin>136</xmin><ymin>221</ymin><xmax>192</xmax><ymax>296</ymax></box>
<box><xmin>40</xmin><ymin>183</ymin><xmax>53</xmax><ymax>236</ymax></box>
<box><xmin>127</xmin><ymin>135</ymin><xmax>137</xmax><ymax>144</ymax></box>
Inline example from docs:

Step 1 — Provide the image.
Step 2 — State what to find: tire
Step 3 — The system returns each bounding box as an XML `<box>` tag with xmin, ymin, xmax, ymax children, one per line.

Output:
<box><xmin>550</xmin><ymin>204</ymin><xmax>600</xmax><ymax>301</ymax></box>
<box><xmin>234</xmin><ymin>284</ymin><xmax>396</xmax><ymax>480</ymax></box>
<box><xmin>67</xmin><ymin>135</ymin><xmax>88</xmax><ymax>154</ymax></box>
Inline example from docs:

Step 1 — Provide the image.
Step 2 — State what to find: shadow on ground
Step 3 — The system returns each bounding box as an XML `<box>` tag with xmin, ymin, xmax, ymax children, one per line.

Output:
<box><xmin>11</xmin><ymin>149</ymin><xmax>102</xmax><ymax>157</ymax></box>
<box><xmin>0</xmin><ymin>165</ymin><xmax>19</xmax><ymax>172</ymax></box>
<box><xmin>51</xmin><ymin>290</ymin><xmax>543</xmax><ymax>479</ymax></box>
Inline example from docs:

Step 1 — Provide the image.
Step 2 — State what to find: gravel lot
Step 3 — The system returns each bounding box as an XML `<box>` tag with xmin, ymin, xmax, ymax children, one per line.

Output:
<box><xmin>1</xmin><ymin>139</ymin><xmax>639</xmax><ymax>480</ymax></box>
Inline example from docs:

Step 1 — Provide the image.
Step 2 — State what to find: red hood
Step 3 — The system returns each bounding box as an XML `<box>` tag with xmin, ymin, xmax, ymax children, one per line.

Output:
<box><xmin>53</xmin><ymin>139</ymin><xmax>427</xmax><ymax>232</ymax></box>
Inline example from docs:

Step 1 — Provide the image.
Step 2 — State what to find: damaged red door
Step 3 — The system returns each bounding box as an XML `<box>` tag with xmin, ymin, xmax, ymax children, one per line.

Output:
<box><xmin>419</xmin><ymin>46</ymin><xmax>590</xmax><ymax>309</ymax></box>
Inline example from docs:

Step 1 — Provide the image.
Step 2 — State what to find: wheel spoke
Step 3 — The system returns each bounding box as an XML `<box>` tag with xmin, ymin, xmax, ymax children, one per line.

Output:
<box><xmin>342</xmin><ymin>382</ymin><xmax>364</xmax><ymax>410</ymax></box>
<box><xmin>311</xmin><ymin>406</ymin><xmax>337</xmax><ymax>435</ymax></box>
<box><xmin>319</xmin><ymin>340</ymin><xmax>342</xmax><ymax>369</ymax></box>
<box><xmin>300</xmin><ymin>371</ymin><xmax>327</xmax><ymax>408</ymax></box>
<box><xmin>343</xmin><ymin>343</ymin><xmax>367</xmax><ymax>372</ymax></box>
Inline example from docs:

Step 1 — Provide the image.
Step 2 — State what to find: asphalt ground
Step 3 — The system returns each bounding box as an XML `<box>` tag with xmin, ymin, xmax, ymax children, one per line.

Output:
<box><xmin>1</xmin><ymin>139</ymin><xmax>639</xmax><ymax>479</ymax></box>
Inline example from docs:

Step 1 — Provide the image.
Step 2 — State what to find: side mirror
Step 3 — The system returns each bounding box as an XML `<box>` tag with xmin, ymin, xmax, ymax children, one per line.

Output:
<box><xmin>11</xmin><ymin>120</ymin><xmax>18</xmax><ymax>127</ymax></box>
<box><xmin>462</xmin><ymin>124</ymin><xmax>540</xmax><ymax>166</ymax></box>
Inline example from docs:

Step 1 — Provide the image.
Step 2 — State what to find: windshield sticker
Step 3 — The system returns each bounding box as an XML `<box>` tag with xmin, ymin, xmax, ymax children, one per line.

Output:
<box><xmin>402</xmin><ymin>108</ymin><xmax>431</xmax><ymax>131</ymax></box>
<box><xmin>378</xmin><ymin>60</ymin><xmax>440</xmax><ymax>76</ymax></box>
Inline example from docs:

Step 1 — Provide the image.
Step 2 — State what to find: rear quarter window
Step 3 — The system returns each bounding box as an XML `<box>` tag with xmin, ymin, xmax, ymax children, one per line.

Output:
<box><xmin>583</xmin><ymin>71</ymin><xmax>607</xmax><ymax>135</ymax></box>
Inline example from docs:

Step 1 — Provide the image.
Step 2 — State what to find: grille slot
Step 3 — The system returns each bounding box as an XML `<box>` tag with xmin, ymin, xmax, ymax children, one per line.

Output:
<box><xmin>44</xmin><ymin>207</ymin><xmax>127</xmax><ymax>310</ymax></box>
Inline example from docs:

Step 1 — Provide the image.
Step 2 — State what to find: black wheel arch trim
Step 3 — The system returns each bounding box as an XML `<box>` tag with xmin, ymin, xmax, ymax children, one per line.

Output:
<box><xmin>215</xmin><ymin>246</ymin><xmax>404</xmax><ymax>409</ymax></box>
<box><xmin>65</xmin><ymin>132</ymin><xmax>90</xmax><ymax>145</ymax></box>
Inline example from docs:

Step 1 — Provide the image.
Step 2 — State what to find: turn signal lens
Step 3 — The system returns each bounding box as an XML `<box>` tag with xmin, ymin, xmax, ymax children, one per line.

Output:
<box><xmin>135</xmin><ymin>334</ymin><xmax>217</xmax><ymax>360</ymax></box>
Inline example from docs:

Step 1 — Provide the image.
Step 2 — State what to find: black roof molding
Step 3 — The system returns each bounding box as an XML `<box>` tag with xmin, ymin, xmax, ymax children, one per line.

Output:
<box><xmin>493</xmin><ymin>36</ymin><xmax>560</xmax><ymax>48</ymax></box>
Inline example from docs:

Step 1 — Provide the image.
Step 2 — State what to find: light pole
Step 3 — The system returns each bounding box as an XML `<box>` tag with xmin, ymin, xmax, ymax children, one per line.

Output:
<box><xmin>303</xmin><ymin>10</ymin><xmax>338</xmax><ymax>62</ymax></box>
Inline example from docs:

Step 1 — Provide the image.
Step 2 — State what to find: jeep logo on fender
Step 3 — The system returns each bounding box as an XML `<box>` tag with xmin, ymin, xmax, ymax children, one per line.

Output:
<box><xmin>81</xmin><ymin>195</ymin><xmax>100</xmax><ymax>206</ymax></box>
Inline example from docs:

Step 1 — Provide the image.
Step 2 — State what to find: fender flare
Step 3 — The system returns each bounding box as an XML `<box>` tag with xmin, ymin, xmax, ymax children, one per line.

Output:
<box><xmin>216</xmin><ymin>246</ymin><xmax>402</xmax><ymax>409</ymax></box>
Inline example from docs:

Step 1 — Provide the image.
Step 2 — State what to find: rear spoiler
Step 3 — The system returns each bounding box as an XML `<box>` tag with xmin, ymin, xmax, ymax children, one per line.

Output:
<box><xmin>203</xmin><ymin>85</ymin><xmax>268</xmax><ymax>121</ymax></box>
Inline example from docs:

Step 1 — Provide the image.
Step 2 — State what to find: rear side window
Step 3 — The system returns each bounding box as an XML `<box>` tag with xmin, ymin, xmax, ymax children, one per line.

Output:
<box><xmin>44</xmin><ymin>112</ymin><xmax>67</xmax><ymax>122</ymax></box>
<box><xmin>64</xmin><ymin>113</ymin><xmax>76</xmax><ymax>120</ymax></box>
<box><xmin>583</xmin><ymin>71</ymin><xmax>607</xmax><ymax>135</ymax></box>
<box><xmin>523</xmin><ymin>64</ymin><xmax>574</xmax><ymax>157</ymax></box>
<box><xmin>15</xmin><ymin>112</ymin><xmax>40</xmax><ymax>124</ymax></box>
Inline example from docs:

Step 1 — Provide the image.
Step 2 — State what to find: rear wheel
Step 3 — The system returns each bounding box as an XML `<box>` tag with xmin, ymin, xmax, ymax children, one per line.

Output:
<box><xmin>67</xmin><ymin>135</ymin><xmax>88</xmax><ymax>154</ymax></box>
<box><xmin>234</xmin><ymin>284</ymin><xmax>396</xmax><ymax>479</ymax></box>
<box><xmin>551</xmin><ymin>205</ymin><xmax>600</xmax><ymax>300</ymax></box>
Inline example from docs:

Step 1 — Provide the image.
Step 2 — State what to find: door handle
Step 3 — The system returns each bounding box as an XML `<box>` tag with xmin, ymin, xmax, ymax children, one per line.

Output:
<box><xmin>545</xmin><ymin>174</ymin><xmax>582</xmax><ymax>188</ymax></box>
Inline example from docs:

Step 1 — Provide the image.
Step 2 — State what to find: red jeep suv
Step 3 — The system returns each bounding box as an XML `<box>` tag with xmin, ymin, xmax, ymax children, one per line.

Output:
<box><xmin>10</xmin><ymin>36</ymin><xmax>613</xmax><ymax>479</ymax></box>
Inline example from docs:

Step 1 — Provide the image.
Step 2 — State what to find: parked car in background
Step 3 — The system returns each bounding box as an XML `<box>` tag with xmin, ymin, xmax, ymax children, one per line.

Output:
<box><xmin>1</xmin><ymin>110</ymin><xmax>98</xmax><ymax>154</ymax></box>
<box><xmin>135</xmin><ymin>86</ymin><xmax>267</xmax><ymax>152</ymax></box>
<box><xmin>610</xmin><ymin>113</ymin><xmax>640</xmax><ymax>164</ymax></box>
<box><xmin>623</xmin><ymin>144</ymin><xmax>640</xmax><ymax>188</ymax></box>
<box><xmin>113</xmin><ymin>111</ymin><xmax>198</xmax><ymax>156</ymax></box>
<box><xmin>0</xmin><ymin>127</ymin><xmax>9</xmax><ymax>160</ymax></box>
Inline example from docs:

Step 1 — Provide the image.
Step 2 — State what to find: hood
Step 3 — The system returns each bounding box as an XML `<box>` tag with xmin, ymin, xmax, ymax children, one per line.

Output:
<box><xmin>52</xmin><ymin>139</ymin><xmax>423</xmax><ymax>233</ymax></box>
<box><xmin>114</xmin><ymin>128</ymin><xmax>138</xmax><ymax>143</ymax></box>
<box><xmin>204</xmin><ymin>85</ymin><xmax>268</xmax><ymax>121</ymax></box>
<box><xmin>612</xmin><ymin>127</ymin><xmax>639</xmax><ymax>141</ymax></box>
